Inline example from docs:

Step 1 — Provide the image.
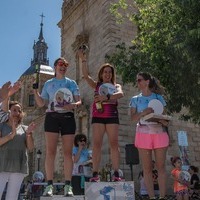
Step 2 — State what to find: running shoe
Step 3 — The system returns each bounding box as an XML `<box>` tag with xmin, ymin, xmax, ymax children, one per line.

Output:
<box><xmin>89</xmin><ymin>175</ymin><xmax>100</xmax><ymax>182</ymax></box>
<box><xmin>43</xmin><ymin>184</ymin><xmax>53</xmax><ymax>197</ymax></box>
<box><xmin>112</xmin><ymin>176</ymin><xmax>122</xmax><ymax>182</ymax></box>
<box><xmin>64</xmin><ymin>184</ymin><xmax>74</xmax><ymax>197</ymax></box>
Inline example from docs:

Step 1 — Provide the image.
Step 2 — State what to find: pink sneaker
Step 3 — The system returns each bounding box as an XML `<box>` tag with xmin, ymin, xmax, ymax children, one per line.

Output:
<box><xmin>89</xmin><ymin>175</ymin><xmax>100</xmax><ymax>182</ymax></box>
<box><xmin>112</xmin><ymin>176</ymin><xmax>122</xmax><ymax>182</ymax></box>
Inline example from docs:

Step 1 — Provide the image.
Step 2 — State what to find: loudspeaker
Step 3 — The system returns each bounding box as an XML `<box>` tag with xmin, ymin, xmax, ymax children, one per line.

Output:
<box><xmin>125</xmin><ymin>144</ymin><xmax>139</xmax><ymax>165</ymax></box>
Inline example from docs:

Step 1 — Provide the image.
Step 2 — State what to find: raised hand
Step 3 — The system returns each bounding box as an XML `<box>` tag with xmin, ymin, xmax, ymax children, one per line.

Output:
<box><xmin>77</xmin><ymin>47</ymin><xmax>87</xmax><ymax>60</ymax></box>
<box><xmin>26</xmin><ymin>122</ymin><xmax>36</xmax><ymax>135</ymax></box>
<box><xmin>8</xmin><ymin>81</ymin><xmax>22</xmax><ymax>97</ymax></box>
<box><xmin>10</xmin><ymin>117</ymin><xmax>17</xmax><ymax>139</ymax></box>
<box><xmin>0</xmin><ymin>81</ymin><xmax>12</xmax><ymax>102</ymax></box>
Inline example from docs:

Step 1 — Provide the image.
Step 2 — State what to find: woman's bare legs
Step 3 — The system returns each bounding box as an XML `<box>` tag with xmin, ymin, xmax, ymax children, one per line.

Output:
<box><xmin>154</xmin><ymin>147</ymin><xmax>168</xmax><ymax>198</ymax></box>
<box><xmin>106</xmin><ymin>124</ymin><xmax>120</xmax><ymax>171</ymax></box>
<box><xmin>92</xmin><ymin>123</ymin><xmax>105</xmax><ymax>173</ymax></box>
<box><xmin>45</xmin><ymin>132</ymin><xmax>59</xmax><ymax>180</ymax></box>
<box><xmin>139</xmin><ymin>149</ymin><xmax>155</xmax><ymax>198</ymax></box>
<box><xmin>62</xmin><ymin>135</ymin><xmax>75</xmax><ymax>181</ymax></box>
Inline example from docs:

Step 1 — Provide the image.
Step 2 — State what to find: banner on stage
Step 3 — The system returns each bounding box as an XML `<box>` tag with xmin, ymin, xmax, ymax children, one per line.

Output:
<box><xmin>177</xmin><ymin>131</ymin><xmax>190</xmax><ymax>170</ymax></box>
<box><xmin>85</xmin><ymin>181</ymin><xmax>135</xmax><ymax>200</ymax></box>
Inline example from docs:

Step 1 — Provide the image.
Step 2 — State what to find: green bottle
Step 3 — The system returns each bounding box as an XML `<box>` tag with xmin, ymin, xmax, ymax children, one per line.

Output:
<box><xmin>94</xmin><ymin>91</ymin><xmax>104</xmax><ymax>113</ymax></box>
<box><xmin>33</xmin><ymin>64</ymin><xmax>39</xmax><ymax>89</ymax></box>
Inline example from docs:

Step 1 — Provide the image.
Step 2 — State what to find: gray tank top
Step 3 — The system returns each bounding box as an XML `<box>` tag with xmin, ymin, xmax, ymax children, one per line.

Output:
<box><xmin>0</xmin><ymin>123</ymin><xmax>28</xmax><ymax>174</ymax></box>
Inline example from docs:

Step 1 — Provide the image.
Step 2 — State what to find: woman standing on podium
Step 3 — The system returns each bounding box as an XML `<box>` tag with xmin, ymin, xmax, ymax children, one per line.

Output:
<box><xmin>78</xmin><ymin>48</ymin><xmax>124</xmax><ymax>182</ymax></box>
<box><xmin>33</xmin><ymin>57</ymin><xmax>81</xmax><ymax>197</ymax></box>
<box><xmin>129</xmin><ymin>72</ymin><xmax>169</xmax><ymax>200</ymax></box>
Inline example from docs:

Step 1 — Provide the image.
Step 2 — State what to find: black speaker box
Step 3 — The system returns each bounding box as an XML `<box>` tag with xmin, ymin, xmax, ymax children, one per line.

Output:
<box><xmin>125</xmin><ymin>144</ymin><xmax>139</xmax><ymax>165</ymax></box>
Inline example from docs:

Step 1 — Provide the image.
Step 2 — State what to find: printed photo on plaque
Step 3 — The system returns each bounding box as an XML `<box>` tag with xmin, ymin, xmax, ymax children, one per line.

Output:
<box><xmin>51</xmin><ymin>88</ymin><xmax>73</xmax><ymax>112</ymax></box>
<box><xmin>98</xmin><ymin>83</ymin><xmax>117</xmax><ymax>95</ymax></box>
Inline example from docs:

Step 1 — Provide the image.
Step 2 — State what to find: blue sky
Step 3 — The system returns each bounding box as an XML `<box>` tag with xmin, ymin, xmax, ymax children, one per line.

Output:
<box><xmin>0</xmin><ymin>0</ymin><xmax>63</xmax><ymax>86</ymax></box>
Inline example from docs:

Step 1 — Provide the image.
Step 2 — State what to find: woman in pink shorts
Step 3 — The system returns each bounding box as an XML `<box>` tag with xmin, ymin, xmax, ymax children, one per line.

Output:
<box><xmin>129</xmin><ymin>72</ymin><xmax>169</xmax><ymax>200</ymax></box>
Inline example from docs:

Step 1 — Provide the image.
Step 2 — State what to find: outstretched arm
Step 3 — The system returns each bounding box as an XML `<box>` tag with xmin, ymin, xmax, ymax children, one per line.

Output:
<box><xmin>0</xmin><ymin>81</ymin><xmax>11</xmax><ymax>103</ymax></box>
<box><xmin>0</xmin><ymin>81</ymin><xmax>21</xmax><ymax>103</ymax></box>
<box><xmin>77</xmin><ymin>49</ymin><xmax>96</xmax><ymax>89</ymax></box>
<box><xmin>33</xmin><ymin>89</ymin><xmax>46</xmax><ymax>107</ymax></box>
<box><xmin>25</xmin><ymin>122</ymin><xmax>36</xmax><ymax>152</ymax></box>
<box><xmin>1</xmin><ymin>81</ymin><xmax>22</xmax><ymax>113</ymax></box>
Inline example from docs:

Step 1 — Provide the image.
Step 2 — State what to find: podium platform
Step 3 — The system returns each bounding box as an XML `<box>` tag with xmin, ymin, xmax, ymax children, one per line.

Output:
<box><xmin>40</xmin><ymin>181</ymin><xmax>135</xmax><ymax>200</ymax></box>
<box><xmin>85</xmin><ymin>181</ymin><xmax>135</xmax><ymax>200</ymax></box>
<box><xmin>40</xmin><ymin>195</ymin><xmax>84</xmax><ymax>200</ymax></box>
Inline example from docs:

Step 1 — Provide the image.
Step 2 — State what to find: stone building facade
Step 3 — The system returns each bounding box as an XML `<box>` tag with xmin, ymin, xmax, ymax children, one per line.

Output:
<box><xmin>14</xmin><ymin>0</ymin><xmax>200</xmax><ymax>194</ymax></box>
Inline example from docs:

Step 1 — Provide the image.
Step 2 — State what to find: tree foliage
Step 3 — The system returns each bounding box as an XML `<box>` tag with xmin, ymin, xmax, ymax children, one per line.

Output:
<box><xmin>108</xmin><ymin>0</ymin><xmax>200</xmax><ymax>123</ymax></box>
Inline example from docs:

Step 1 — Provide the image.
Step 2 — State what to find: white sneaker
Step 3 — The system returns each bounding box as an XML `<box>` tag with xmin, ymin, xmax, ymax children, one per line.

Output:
<box><xmin>64</xmin><ymin>184</ymin><xmax>73</xmax><ymax>197</ymax></box>
<box><xmin>43</xmin><ymin>184</ymin><xmax>53</xmax><ymax>197</ymax></box>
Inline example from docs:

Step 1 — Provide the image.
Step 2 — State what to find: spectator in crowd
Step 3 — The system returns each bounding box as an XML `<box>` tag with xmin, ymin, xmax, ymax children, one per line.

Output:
<box><xmin>188</xmin><ymin>165</ymin><xmax>200</xmax><ymax>199</ymax></box>
<box><xmin>71</xmin><ymin>134</ymin><xmax>92</xmax><ymax>195</ymax></box>
<box><xmin>0</xmin><ymin>82</ymin><xmax>36</xmax><ymax>200</ymax></box>
<box><xmin>171</xmin><ymin>156</ymin><xmax>189</xmax><ymax>200</ymax></box>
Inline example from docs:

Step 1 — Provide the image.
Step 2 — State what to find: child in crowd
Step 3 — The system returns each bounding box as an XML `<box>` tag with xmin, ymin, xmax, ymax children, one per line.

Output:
<box><xmin>171</xmin><ymin>157</ymin><xmax>190</xmax><ymax>200</ymax></box>
<box><xmin>72</xmin><ymin>134</ymin><xmax>92</xmax><ymax>195</ymax></box>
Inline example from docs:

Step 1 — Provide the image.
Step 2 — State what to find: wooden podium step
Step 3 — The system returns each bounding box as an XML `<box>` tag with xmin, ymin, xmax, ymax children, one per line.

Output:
<box><xmin>85</xmin><ymin>181</ymin><xmax>135</xmax><ymax>200</ymax></box>
<box><xmin>40</xmin><ymin>195</ymin><xmax>84</xmax><ymax>200</ymax></box>
<box><xmin>40</xmin><ymin>181</ymin><xmax>135</xmax><ymax>200</ymax></box>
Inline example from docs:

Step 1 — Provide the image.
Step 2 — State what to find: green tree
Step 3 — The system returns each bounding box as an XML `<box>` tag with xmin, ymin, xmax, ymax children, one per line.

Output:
<box><xmin>108</xmin><ymin>0</ymin><xmax>200</xmax><ymax>123</ymax></box>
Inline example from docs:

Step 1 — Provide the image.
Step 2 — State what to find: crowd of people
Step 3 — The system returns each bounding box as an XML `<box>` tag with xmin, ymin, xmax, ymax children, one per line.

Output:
<box><xmin>0</xmin><ymin>51</ymin><xmax>199</xmax><ymax>200</ymax></box>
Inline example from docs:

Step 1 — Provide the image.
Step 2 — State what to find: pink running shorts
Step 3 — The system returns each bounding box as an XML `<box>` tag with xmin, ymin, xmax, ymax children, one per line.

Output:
<box><xmin>135</xmin><ymin>125</ymin><xmax>169</xmax><ymax>149</ymax></box>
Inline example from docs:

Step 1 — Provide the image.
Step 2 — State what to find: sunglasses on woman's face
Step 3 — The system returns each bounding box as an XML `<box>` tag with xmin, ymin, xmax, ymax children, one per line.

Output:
<box><xmin>57</xmin><ymin>61</ymin><xmax>67</xmax><ymax>67</ymax></box>
<box><xmin>136</xmin><ymin>78</ymin><xmax>144</xmax><ymax>83</ymax></box>
<box><xmin>80</xmin><ymin>139</ymin><xmax>86</xmax><ymax>142</ymax></box>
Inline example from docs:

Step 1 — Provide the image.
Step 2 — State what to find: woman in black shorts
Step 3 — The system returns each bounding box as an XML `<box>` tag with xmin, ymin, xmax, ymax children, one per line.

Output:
<box><xmin>34</xmin><ymin>57</ymin><xmax>81</xmax><ymax>197</ymax></box>
<box><xmin>78</xmin><ymin>49</ymin><xmax>124</xmax><ymax>182</ymax></box>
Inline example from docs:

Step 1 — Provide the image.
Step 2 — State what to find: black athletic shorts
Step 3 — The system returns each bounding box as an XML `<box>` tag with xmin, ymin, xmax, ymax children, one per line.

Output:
<box><xmin>91</xmin><ymin>117</ymin><xmax>119</xmax><ymax>124</ymax></box>
<box><xmin>44</xmin><ymin>112</ymin><xmax>76</xmax><ymax>135</ymax></box>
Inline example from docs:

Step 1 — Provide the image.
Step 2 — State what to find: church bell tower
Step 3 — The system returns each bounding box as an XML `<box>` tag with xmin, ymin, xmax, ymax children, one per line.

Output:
<box><xmin>31</xmin><ymin>14</ymin><xmax>49</xmax><ymax>66</ymax></box>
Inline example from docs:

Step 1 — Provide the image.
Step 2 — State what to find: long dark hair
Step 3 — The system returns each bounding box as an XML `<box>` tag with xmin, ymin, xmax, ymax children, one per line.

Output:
<box><xmin>137</xmin><ymin>72</ymin><xmax>165</xmax><ymax>95</ymax></box>
<box><xmin>74</xmin><ymin>134</ymin><xmax>87</xmax><ymax>147</ymax></box>
<box><xmin>189</xmin><ymin>165</ymin><xmax>199</xmax><ymax>173</ymax></box>
<box><xmin>170</xmin><ymin>156</ymin><xmax>181</xmax><ymax>167</ymax></box>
